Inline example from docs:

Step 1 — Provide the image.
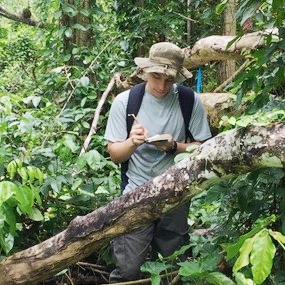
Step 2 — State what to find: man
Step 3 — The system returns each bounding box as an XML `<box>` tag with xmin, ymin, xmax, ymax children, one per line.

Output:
<box><xmin>104</xmin><ymin>42</ymin><xmax>212</xmax><ymax>282</ymax></box>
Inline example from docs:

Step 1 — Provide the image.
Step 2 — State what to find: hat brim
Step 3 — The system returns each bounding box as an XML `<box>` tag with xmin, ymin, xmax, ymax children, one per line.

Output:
<box><xmin>134</xmin><ymin>57</ymin><xmax>192</xmax><ymax>83</ymax></box>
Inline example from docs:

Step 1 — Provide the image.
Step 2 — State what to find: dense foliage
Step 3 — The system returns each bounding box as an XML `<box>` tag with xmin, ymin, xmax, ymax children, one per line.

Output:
<box><xmin>0</xmin><ymin>0</ymin><xmax>284</xmax><ymax>284</ymax></box>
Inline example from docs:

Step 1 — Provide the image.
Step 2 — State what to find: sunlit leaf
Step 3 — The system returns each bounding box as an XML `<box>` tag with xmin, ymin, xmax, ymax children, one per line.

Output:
<box><xmin>233</xmin><ymin>237</ymin><xmax>254</xmax><ymax>272</ymax></box>
<box><xmin>0</xmin><ymin>181</ymin><xmax>17</xmax><ymax>202</ymax></box>
<box><xmin>80</xmin><ymin>76</ymin><xmax>90</xmax><ymax>87</ymax></box>
<box><xmin>250</xmin><ymin>230</ymin><xmax>276</xmax><ymax>285</ymax></box>
<box><xmin>28</xmin><ymin>207</ymin><xmax>44</xmax><ymax>221</ymax></box>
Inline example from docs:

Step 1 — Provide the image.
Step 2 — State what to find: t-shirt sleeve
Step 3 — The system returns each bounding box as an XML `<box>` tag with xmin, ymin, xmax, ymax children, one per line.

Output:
<box><xmin>104</xmin><ymin>90</ymin><xmax>130</xmax><ymax>142</ymax></box>
<box><xmin>189</xmin><ymin>92</ymin><xmax>212</xmax><ymax>141</ymax></box>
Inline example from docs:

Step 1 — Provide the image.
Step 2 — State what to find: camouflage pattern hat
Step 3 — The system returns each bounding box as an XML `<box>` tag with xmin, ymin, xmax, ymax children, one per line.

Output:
<box><xmin>134</xmin><ymin>42</ymin><xmax>192</xmax><ymax>83</ymax></box>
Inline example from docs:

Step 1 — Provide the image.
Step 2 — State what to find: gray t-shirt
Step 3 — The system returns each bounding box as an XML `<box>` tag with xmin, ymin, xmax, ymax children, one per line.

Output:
<box><xmin>104</xmin><ymin>84</ymin><xmax>211</xmax><ymax>193</ymax></box>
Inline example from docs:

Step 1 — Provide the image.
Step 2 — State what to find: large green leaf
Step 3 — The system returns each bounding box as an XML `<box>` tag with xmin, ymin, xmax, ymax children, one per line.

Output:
<box><xmin>205</xmin><ymin>272</ymin><xmax>236</xmax><ymax>285</ymax></box>
<box><xmin>179</xmin><ymin>260</ymin><xmax>204</xmax><ymax>276</ymax></box>
<box><xmin>15</xmin><ymin>185</ymin><xmax>34</xmax><ymax>215</ymax></box>
<box><xmin>233</xmin><ymin>237</ymin><xmax>254</xmax><ymax>273</ymax></box>
<box><xmin>222</xmin><ymin>215</ymin><xmax>276</xmax><ymax>260</ymax></box>
<box><xmin>0</xmin><ymin>181</ymin><xmax>17</xmax><ymax>206</ymax></box>
<box><xmin>250</xmin><ymin>230</ymin><xmax>276</xmax><ymax>285</ymax></box>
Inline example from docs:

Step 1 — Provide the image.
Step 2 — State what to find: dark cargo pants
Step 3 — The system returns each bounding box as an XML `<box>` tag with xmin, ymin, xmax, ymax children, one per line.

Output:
<box><xmin>109</xmin><ymin>202</ymin><xmax>190</xmax><ymax>282</ymax></box>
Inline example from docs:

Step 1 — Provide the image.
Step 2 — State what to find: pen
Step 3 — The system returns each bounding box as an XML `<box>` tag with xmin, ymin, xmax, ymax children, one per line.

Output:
<box><xmin>128</xmin><ymin>113</ymin><xmax>140</xmax><ymax>124</ymax></box>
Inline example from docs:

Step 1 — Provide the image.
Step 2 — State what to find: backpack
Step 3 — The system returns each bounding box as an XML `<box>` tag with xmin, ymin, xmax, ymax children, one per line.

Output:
<box><xmin>121</xmin><ymin>82</ymin><xmax>195</xmax><ymax>190</ymax></box>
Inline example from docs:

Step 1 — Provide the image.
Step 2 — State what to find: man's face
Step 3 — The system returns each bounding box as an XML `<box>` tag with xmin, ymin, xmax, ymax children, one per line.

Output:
<box><xmin>146</xmin><ymin>72</ymin><xmax>175</xmax><ymax>99</ymax></box>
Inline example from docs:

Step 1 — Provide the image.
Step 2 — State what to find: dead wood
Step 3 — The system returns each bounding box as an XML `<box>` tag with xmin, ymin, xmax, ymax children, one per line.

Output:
<box><xmin>0</xmin><ymin>123</ymin><xmax>284</xmax><ymax>285</ymax></box>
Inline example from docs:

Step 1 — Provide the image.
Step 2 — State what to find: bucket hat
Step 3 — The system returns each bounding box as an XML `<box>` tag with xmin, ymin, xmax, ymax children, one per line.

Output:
<box><xmin>133</xmin><ymin>42</ymin><xmax>192</xmax><ymax>83</ymax></box>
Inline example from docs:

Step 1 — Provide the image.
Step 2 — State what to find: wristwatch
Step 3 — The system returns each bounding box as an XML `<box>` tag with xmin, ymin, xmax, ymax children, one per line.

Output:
<box><xmin>166</xmin><ymin>141</ymin><xmax>177</xmax><ymax>154</ymax></box>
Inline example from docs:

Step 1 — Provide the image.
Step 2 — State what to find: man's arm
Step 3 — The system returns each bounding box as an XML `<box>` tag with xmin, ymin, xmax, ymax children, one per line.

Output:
<box><xmin>107</xmin><ymin>123</ymin><xmax>148</xmax><ymax>163</ymax></box>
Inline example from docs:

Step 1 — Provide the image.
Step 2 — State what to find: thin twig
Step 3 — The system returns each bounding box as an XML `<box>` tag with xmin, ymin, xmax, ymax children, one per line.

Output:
<box><xmin>64</xmin><ymin>270</ymin><xmax>75</xmax><ymax>285</ymax></box>
<box><xmin>101</xmin><ymin>270</ymin><xmax>179</xmax><ymax>285</ymax></box>
<box><xmin>76</xmin><ymin>261</ymin><xmax>110</xmax><ymax>275</ymax></box>
<box><xmin>172</xmin><ymin>11</ymin><xmax>198</xmax><ymax>23</ymax></box>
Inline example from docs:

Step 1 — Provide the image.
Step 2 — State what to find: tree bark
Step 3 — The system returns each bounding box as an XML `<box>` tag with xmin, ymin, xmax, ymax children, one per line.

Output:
<box><xmin>218</xmin><ymin>0</ymin><xmax>236</xmax><ymax>84</ymax></box>
<box><xmin>183</xmin><ymin>28</ymin><xmax>278</xmax><ymax>69</ymax></box>
<box><xmin>0</xmin><ymin>123</ymin><xmax>284</xmax><ymax>285</ymax></box>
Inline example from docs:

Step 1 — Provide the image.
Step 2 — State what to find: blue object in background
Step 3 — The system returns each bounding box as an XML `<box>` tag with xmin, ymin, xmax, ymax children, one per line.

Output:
<box><xmin>196</xmin><ymin>66</ymin><xmax>203</xmax><ymax>93</ymax></box>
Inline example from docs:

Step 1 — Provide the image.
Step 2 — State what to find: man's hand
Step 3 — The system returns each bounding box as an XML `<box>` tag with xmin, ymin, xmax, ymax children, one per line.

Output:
<box><xmin>130</xmin><ymin>124</ymin><xmax>148</xmax><ymax>146</ymax></box>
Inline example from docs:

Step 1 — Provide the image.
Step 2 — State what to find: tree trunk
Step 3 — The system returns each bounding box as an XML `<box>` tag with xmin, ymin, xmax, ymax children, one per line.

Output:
<box><xmin>0</xmin><ymin>123</ymin><xmax>284</xmax><ymax>285</ymax></box>
<box><xmin>218</xmin><ymin>0</ymin><xmax>236</xmax><ymax>84</ymax></box>
<box><xmin>183</xmin><ymin>28</ymin><xmax>277</xmax><ymax>69</ymax></box>
<box><xmin>61</xmin><ymin>0</ymin><xmax>92</xmax><ymax>65</ymax></box>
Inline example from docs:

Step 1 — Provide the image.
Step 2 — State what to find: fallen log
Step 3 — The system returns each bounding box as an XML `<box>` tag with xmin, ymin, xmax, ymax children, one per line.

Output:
<box><xmin>0</xmin><ymin>123</ymin><xmax>284</xmax><ymax>285</ymax></box>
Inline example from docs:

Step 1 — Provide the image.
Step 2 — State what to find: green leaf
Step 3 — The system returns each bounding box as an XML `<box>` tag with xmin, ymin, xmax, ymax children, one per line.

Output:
<box><xmin>234</xmin><ymin>272</ymin><xmax>254</xmax><ymax>285</ymax></box>
<box><xmin>250</xmin><ymin>230</ymin><xmax>276</xmax><ymax>284</ymax></box>
<box><xmin>73</xmin><ymin>24</ymin><xmax>88</xmax><ymax>31</ymax></box>
<box><xmin>80</xmin><ymin>76</ymin><xmax>90</xmax><ymax>87</ymax></box>
<box><xmin>17</xmin><ymin>167</ymin><xmax>29</xmax><ymax>183</ymax></box>
<box><xmin>64</xmin><ymin>28</ymin><xmax>73</xmax><ymax>38</ymax></box>
<box><xmin>215</xmin><ymin>0</ymin><xmax>228</xmax><ymax>15</ymax></box>
<box><xmin>71</xmin><ymin>178</ymin><xmax>83</xmax><ymax>190</ymax></box>
<box><xmin>186</xmin><ymin>144</ymin><xmax>199</xmax><ymax>153</ymax></box>
<box><xmin>15</xmin><ymin>185</ymin><xmax>34</xmax><ymax>215</ymax></box>
<box><xmin>0</xmin><ymin>232</ymin><xmax>14</xmax><ymax>255</ymax></box>
<box><xmin>62</xmin><ymin>5</ymin><xmax>78</xmax><ymax>16</ymax></box>
<box><xmin>205</xmin><ymin>271</ymin><xmax>235</xmax><ymax>285</ymax></box>
<box><xmin>51</xmin><ymin>66</ymin><xmax>64</xmax><ymax>73</ymax></box>
<box><xmin>28</xmin><ymin>207</ymin><xmax>44</xmax><ymax>221</ymax></box>
<box><xmin>1</xmin><ymin>204</ymin><xmax>16</xmax><ymax>233</ymax></box>
<box><xmin>30</xmin><ymin>185</ymin><xmax>42</xmax><ymax>206</ymax></box>
<box><xmin>26</xmin><ymin>166</ymin><xmax>35</xmax><ymax>183</ymax></box>
<box><xmin>179</xmin><ymin>260</ymin><xmax>204</xmax><ymax>276</ymax></box>
<box><xmin>6</xmin><ymin>160</ymin><xmax>17</xmax><ymax>179</ymax></box>
<box><xmin>0</xmin><ymin>181</ymin><xmax>17</xmax><ymax>206</ymax></box>
<box><xmin>236</xmin><ymin>116</ymin><xmax>253</xmax><ymax>127</ymax></box>
<box><xmin>141</xmin><ymin>260</ymin><xmax>171</xmax><ymax>285</ymax></box>
<box><xmin>94</xmin><ymin>186</ymin><xmax>109</xmax><ymax>195</ymax></box>
<box><xmin>233</xmin><ymin>237</ymin><xmax>254</xmax><ymax>273</ymax></box>
<box><xmin>222</xmin><ymin>215</ymin><xmax>276</xmax><ymax>260</ymax></box>
<box><xmin>270</xmin><ymin>230</ymin><xmax>285</xmax><ymax>247</ymax></box>
<box><xmin>63</xmin><ymin>134</ymin><xmax>79</xmax><ymax>153</ymax></box>
<box><xmin>85</xmin><ymin>150</ymin><xmax>105</xmax><ymax>171</ymax></box>
<box><xmin>174</xmin><ymin>152</ymin><xmax>189</xmax><ymax>163</ymax></box>
<box><xmin>228</xmin><ymin>116</ymin><xmax>236</xmax><ymax>125</ymax></box>
<box><xmin>31</xmin><ymin>96</ymin><xmax>41</xmax><ymax>108</ymax></box>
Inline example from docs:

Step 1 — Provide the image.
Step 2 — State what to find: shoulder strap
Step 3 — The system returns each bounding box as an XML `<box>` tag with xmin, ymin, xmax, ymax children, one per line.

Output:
<box><xmin>121</xmin><ymin>82</ymin><xmax>146</xmax><ymax>190</ymax></box>
<box><xmin>126</xmin><ymin>82</ymin><xmax>146</xmax><ymax>137</ymax></box>
<box><xmin>177</xmin><ymin>85</ymin><xmax>195</xmax><ymax>142</ymax></box>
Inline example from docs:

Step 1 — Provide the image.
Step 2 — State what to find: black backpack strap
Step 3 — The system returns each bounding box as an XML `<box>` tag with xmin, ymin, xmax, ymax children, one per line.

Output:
<box><xmin>126</xmin><ymin>82</ymin><xmax>146</xmax><ymax>136</ymax></box>
<box><xmin>121</xmin><ymin>82</ymin><xmax>146</xmax><ymax>190</ymax></box>
<box><xmin>177</xmin><ymin>85</ymin><xmax>195</xmax><ymax>142</ymax></box>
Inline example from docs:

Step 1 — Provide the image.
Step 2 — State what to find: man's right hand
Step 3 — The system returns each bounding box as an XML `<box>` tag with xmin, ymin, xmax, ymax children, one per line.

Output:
<box><xmin>129</xmin><ymin>124</ymin><xmax>148</xmax><ymax>146</ymax></box>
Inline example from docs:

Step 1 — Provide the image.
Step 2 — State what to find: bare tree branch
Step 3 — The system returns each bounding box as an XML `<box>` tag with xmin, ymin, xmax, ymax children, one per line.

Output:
<box><xmin>183</xmin><ymin>28</ymin><xmax>279</xmax><ymax>69</ymax></box>
<box><xmin>0</xmin><ymin>6</ymin><xmax>44</xmax><ymax>28</ymax></box>
<box><xmin>0</xmin><ymin>123</ymin><xmax>284</xmax><ymax>285</ymax></box>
